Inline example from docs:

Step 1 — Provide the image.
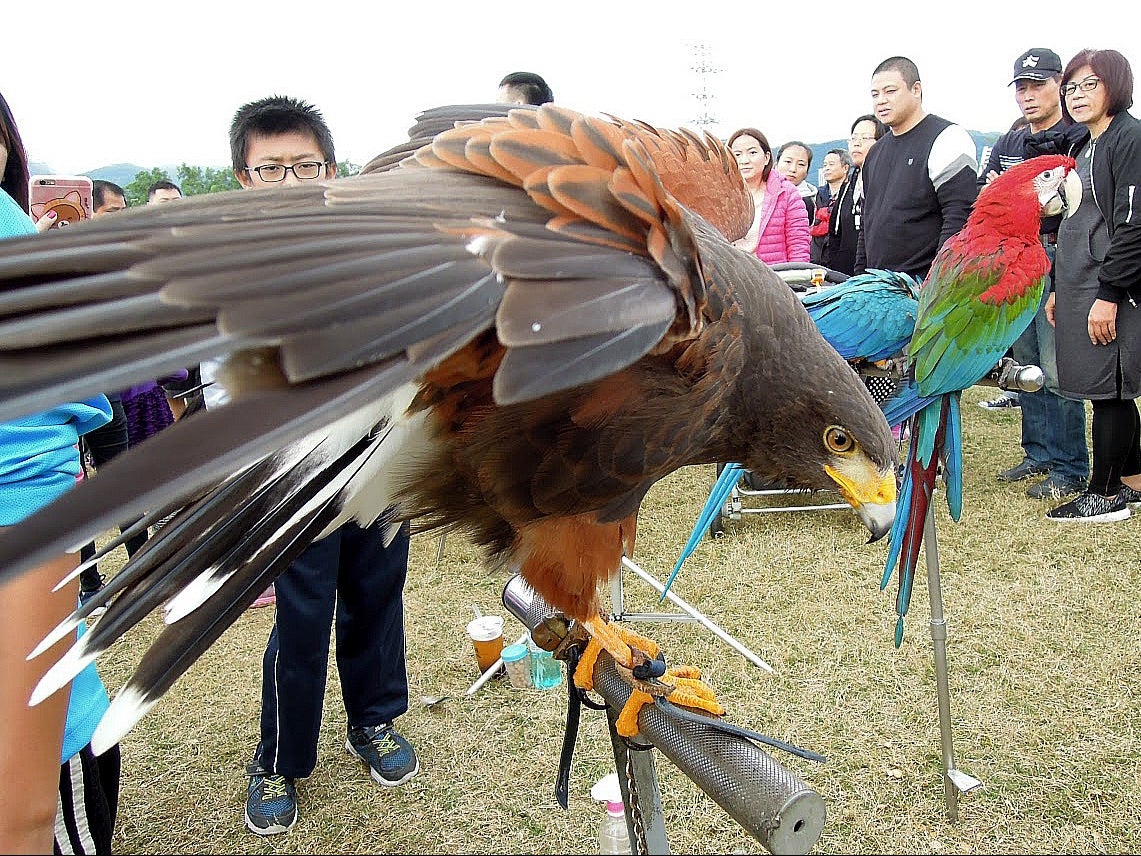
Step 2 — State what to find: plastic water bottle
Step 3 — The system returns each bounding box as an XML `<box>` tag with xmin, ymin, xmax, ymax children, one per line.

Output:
<box><xmin>597</xmin><ymin>801</ymin><xmax>629</xmax><ymax>855</ymax></box>
<box><xmin>590</xmin><ymin>773</ymin><xmax>631</xmax><ymax>854</ymax></box>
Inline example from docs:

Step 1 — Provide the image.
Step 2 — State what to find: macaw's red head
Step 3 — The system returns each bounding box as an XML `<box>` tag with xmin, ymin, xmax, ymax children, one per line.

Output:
<box><xmin>974</xmin><ymin>154</ymin><xmax>1079</xmax><ymax>235</ymax></box>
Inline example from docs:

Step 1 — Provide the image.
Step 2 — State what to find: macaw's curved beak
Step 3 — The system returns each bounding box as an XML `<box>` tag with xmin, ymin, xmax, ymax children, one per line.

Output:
<box><xmin>1061</xmin><ymin>169</ymin><xmax>1083</xmax><ymax>218</ymax></box>
<box><xmin>825</xmin><ymin>459</ymin><xmax>897</xmax><ymax>543</ymax></box>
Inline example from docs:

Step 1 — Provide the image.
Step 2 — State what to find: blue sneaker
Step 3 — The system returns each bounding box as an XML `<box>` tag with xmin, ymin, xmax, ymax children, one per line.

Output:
<box><xmin>345</xmin><ymin>723</ymin><xmax>419</xmax><ymax>787</ymax></box>
<box><xmin>245</xmin><ymin>762</ymin><xmax>297</xmax><ymax>836</ymax></box>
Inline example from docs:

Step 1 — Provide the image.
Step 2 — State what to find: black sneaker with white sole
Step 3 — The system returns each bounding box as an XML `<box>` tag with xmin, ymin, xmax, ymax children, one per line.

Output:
<box><xmin>1119</xmin><ymin>484</ymin><xmax>1141</xmax><ymax>509</ymax></box>
<box><xmin>1045</xmin><ymin>491</ymin><xmax>1131</xmax><ymax>523</ymax></box>
<box><xmin>979</xmin><ymin>392</ymin><xmax>1020</xmax><ymax>410</ymax></box>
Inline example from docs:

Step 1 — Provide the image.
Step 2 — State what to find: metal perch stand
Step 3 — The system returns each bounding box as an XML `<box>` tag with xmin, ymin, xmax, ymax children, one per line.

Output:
<box><xmin>503</xmin><ymin>574</ymin><xmax>826</xmax><ymax>854</ymax></box>
<box><xmin>906</xmin><ymin>360</ymin><xmax>1035</xmax><ymax>819</ymax></box>
<box><xmin>920</xmin><ymin>500</ymin><xmax>983</xmax><ymax>820</ymax></box>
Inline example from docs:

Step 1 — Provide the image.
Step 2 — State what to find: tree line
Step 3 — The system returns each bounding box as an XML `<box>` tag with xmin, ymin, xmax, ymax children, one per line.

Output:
<box><xmin>125</xmin><ymin>161</ymin><xmax>361</xmax><ymax>207</ymax></box>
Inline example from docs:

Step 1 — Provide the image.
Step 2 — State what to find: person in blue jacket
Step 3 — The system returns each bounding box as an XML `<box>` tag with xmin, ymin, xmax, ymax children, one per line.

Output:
<box><xmin>0</xmin><ymin>89</ymin><xmax>119</xmax><ymax>854</ymax></box>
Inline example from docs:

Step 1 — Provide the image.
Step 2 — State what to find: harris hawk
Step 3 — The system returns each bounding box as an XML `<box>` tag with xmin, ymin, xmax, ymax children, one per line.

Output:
<box><xmin>0</xmin><ymin>104</ymin><xmax>898</xmax><ymax>747</ymax></box>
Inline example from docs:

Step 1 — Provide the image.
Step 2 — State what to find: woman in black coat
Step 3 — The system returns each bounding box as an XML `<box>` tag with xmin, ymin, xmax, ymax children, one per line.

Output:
<box><xmin>1046</xmin><ymin>48</ymin><xmax>1141</xmax><ymax>522</ymax></box>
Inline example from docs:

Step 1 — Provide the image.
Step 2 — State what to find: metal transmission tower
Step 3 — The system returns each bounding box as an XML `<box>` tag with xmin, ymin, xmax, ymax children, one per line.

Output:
<box><xmin>689</xmin><ymin>42</ymin><xmax>721</xmax><ymax>129</ymax></box>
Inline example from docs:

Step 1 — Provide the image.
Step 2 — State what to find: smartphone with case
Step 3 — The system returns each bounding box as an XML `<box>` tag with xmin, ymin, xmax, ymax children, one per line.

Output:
<box><xmin>28</xmin><ymin>175</ymin><xmax>94</xmax><ymax>230</ymax></box>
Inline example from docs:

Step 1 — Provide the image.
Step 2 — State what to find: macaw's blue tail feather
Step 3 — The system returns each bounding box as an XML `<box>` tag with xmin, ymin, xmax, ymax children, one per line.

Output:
<box><xmin>943</xmin><ymin>393</ymin><xmax>963</xmax><ymax>521</ymax></box>
<box><xmin>663</xmin><ymin>463</ymin><xmax>744</xmax><ymax>600</ymax></box>
<box><xmin>880</xmin><ymin>380</ymin><xmax>931</xmax><ymax>429</ymax></box>
<box><xmin>915</xmin><ymin>397</ymin><xmax>944</xmax><ymax>468</ymax></box>
<box><xmin>881</xmin><ymin>394</ymin><xmax>949</xmax><ymax>647</ymax></box>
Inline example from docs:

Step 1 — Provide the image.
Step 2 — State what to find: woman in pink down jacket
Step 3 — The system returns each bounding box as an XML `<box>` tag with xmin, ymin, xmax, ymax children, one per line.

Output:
<box><xmin>727</xmin><ymin>127</ymin><xmax>811</xmax><ymax>264</ymax></box>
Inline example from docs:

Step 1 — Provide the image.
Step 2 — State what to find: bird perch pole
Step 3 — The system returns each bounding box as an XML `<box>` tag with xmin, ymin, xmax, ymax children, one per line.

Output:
<box><xmin>921</xmin><ymin>501</ymin><xmax>983</xmax><ymax>821</ymax></box>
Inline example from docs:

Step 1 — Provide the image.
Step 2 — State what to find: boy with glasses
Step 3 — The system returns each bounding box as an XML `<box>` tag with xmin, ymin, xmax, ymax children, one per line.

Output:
<box><xmin>225</xmin><ymin>95</ymin><xmax>418</xmax><ymax>837</ymax></box>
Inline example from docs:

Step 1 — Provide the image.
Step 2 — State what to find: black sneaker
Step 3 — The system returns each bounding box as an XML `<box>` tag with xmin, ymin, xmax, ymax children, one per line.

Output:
<box><xmin>979</xmin><ymin>392</ymin><xmax>1021</xmax><ymax>410</ymax></box>
<box><xmin>78</xmin><ymin>580</ymin><xmax>108</xmax><ymax>619</ymax></box>
<box><xmin>245</xmin><ymin>763</ymin><xmax>297</xmax><ymax>836</ymax></box>
<box><xmin>1045</xmin><ymin>491</ymin><xmax>1131</xmax><ymax>523</ymax></box>
<box><xmin>1026</xmin><ymin>475</ymin><xmax>1086</xmax><ymax>500</ymax></box>
<box><xmin>345</xmin><ymin>723</ymin><xmax>419</xmax><ymax>787</ymax></box>
<box><xmin>1119</xmin><ymin>484</ymin><xmax>1141</xmax><ymax>509</ymax></box>
<box><xmin>997</xmin><ymin>459</ymin><xmax>1050</xmax><ymax>482</ymax></box>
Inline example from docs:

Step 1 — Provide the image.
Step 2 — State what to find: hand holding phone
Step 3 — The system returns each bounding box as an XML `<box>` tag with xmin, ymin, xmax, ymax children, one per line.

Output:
<box><xmin>28</xmin><ymin>175</ymin><xmax>94</xmax><ymax>230</ymax></box>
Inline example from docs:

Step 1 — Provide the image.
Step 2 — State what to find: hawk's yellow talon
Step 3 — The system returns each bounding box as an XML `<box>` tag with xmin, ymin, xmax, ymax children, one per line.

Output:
<box><xmin>666</xmin><ymin>685</ymin><xmax>725</xmax><ymax>716</ymax></box>
<box><xmin>574</xmin><ymin>635</ymin><xmax>603</xmax><ymax>691</ymax></box>
<box><xmin>572</xmin><ymin>616</ymin><xmax>725</xmax><ymax>735</ymax></box>
<box><xmin>616</xmin><ymin>688</ymin><xmax>653</xmax><ymax>737</ymax></box>
<box><xmin>613</xmin><ymin>626</ymin><xmax>660</xmax><ymax>659</ymax></box>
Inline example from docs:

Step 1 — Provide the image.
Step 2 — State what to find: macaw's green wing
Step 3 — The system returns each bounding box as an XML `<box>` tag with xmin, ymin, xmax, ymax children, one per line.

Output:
<box><xmin>908</xmin><ymin>243</ymin><xmax>1046</xmax><ymax>398</ymax></box>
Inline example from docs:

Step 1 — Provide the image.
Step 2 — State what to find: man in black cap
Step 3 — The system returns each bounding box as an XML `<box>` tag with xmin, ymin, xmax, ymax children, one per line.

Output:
<box><xmin>980</xmin><ymin>48</ymin><xmax>1091</xmax><ymax>500</ymax></box>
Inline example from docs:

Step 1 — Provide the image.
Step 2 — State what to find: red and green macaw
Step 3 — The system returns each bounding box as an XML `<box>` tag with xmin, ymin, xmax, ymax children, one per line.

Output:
<box><xmin>883</xmin><ymin>154</ymin><xmax>1080</xmax><ymax>645</ymax></box>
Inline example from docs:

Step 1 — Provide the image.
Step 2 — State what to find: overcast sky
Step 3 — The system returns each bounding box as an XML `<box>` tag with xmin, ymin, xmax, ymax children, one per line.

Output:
<box><xmin>5</xmin><ymin>0</ymin><xmax>1138</xmax><ymax>175</ymax></box>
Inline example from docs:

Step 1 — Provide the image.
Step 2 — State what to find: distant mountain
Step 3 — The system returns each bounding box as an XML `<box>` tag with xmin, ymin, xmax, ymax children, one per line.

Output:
<box><xmin>82</xmin><ymin>163</ymin><xmax>149</xmax><ymax>188</ymax></box>
<box><xmin>27</xmin><ymin>162</ymin><xmax>190</xmax><ymax>189</ymax></box>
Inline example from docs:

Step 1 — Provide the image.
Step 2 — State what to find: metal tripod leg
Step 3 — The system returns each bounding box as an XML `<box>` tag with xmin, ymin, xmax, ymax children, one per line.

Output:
<box><xmin>922</xmin><ymin>504</ymin><xmax>983</xmax><ymax>821</ymax></box>
<box><xmin>606</xmin><ymin>706</ymin><xmax>670</xmax><ymax>854</ymax></box>
<box><xmin>613</xmin><ymin>557</ymin><xmax>774</xmax><ymax>673</ymax></box>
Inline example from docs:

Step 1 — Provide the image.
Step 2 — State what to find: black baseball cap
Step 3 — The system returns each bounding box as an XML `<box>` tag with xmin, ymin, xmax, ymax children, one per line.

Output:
<box><xmin>1010</xmin><ymin>48</ymin><xmax>1063</xmax><ymax>85</ymax></box>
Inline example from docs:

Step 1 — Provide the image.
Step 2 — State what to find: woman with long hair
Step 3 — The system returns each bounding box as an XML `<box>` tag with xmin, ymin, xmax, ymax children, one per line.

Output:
<box><xmin>728</xmin><ymin>127</ymin><xmax>811</xmax><ymax>265</ymax></box>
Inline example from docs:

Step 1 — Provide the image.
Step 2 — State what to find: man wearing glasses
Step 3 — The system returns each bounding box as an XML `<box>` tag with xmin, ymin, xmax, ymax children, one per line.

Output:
<box><xmin>225</xmin><ymin>96</ymin><xmax>418</xmax><ymax>837</ymax></box>
<box><xmin>980</xmin><ymin>49</ymin><xmax>1090</xmax><ymax>500</ymax></box>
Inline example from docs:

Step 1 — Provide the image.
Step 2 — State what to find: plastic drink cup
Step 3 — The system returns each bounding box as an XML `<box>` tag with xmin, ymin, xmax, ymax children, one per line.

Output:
<box><xmin>530</xmin><ymin>648</ymin><xmax>562</xmax><ymax>689</ymax></box>
<box><xmin>466</xmin><ymin>615</ymin><xmax>505</xmax><ymax>673</ymax></box>
<box><xmin>529</xmin><ymin>632</ymin><xmax>564</xmax><ymax>689</ymax></box>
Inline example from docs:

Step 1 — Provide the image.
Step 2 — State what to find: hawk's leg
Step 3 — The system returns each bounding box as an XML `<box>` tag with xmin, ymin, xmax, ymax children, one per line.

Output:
<box><xmin>574</xmin><ymin>616</ymin><xmax>724</xmax><ymax>737</ymax></box>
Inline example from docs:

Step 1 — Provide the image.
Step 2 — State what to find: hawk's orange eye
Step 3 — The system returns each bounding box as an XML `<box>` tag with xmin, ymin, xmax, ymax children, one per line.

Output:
<box><xmin>824</xmin><ymin>425</ymin><xmax>854</xmax><ymax>453</ymax></box>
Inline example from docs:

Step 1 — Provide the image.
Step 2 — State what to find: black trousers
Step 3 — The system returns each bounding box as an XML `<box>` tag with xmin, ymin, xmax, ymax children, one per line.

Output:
<box><xmin>255</xmin><ymin>519</ymin><xmax>411</xmax><ymax>779</ymax></box>
<box><xmin>1090</xmin><ymin>397</ymin><xmax>1141</xmax><ymax>496</ymax></box>
<box><xmin>53</xmin><ymin>743</ymin><xmax>120</xmax><ymax>855</ymax></box>
<box><xmin>78</xmin><ymin>395</ymin><xmax>147</xmax><ymax>590</ymax></box>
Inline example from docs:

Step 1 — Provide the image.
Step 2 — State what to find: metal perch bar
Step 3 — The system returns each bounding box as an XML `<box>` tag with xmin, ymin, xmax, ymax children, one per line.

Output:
<box><xmin>922</xmin><ymin>497</ymin><xmax>984</xmax><ymax>821</ymax></box>
<box><xmin>502</xmin><ymin>574</ymin><xmax>825</xmax><ymax>855</ymax></box>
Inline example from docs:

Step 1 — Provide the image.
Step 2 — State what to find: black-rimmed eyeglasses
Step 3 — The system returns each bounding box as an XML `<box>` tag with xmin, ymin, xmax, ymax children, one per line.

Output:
<box><xmin>245</xmin><ymin>161</ymin><xmax>330</xmax><ymax>182</ymax></box>
<box><xmin>1061</xmin><ymin>77</ymin><xmax>1101</xmax><ymax>97</ymax></box>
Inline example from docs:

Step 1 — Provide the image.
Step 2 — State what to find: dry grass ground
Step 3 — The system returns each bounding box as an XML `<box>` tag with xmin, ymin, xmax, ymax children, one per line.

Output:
<box><xmin>95</xmin><ymin>385</ymin><xmax>1141</xmax><ymax>854</ymax></box>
